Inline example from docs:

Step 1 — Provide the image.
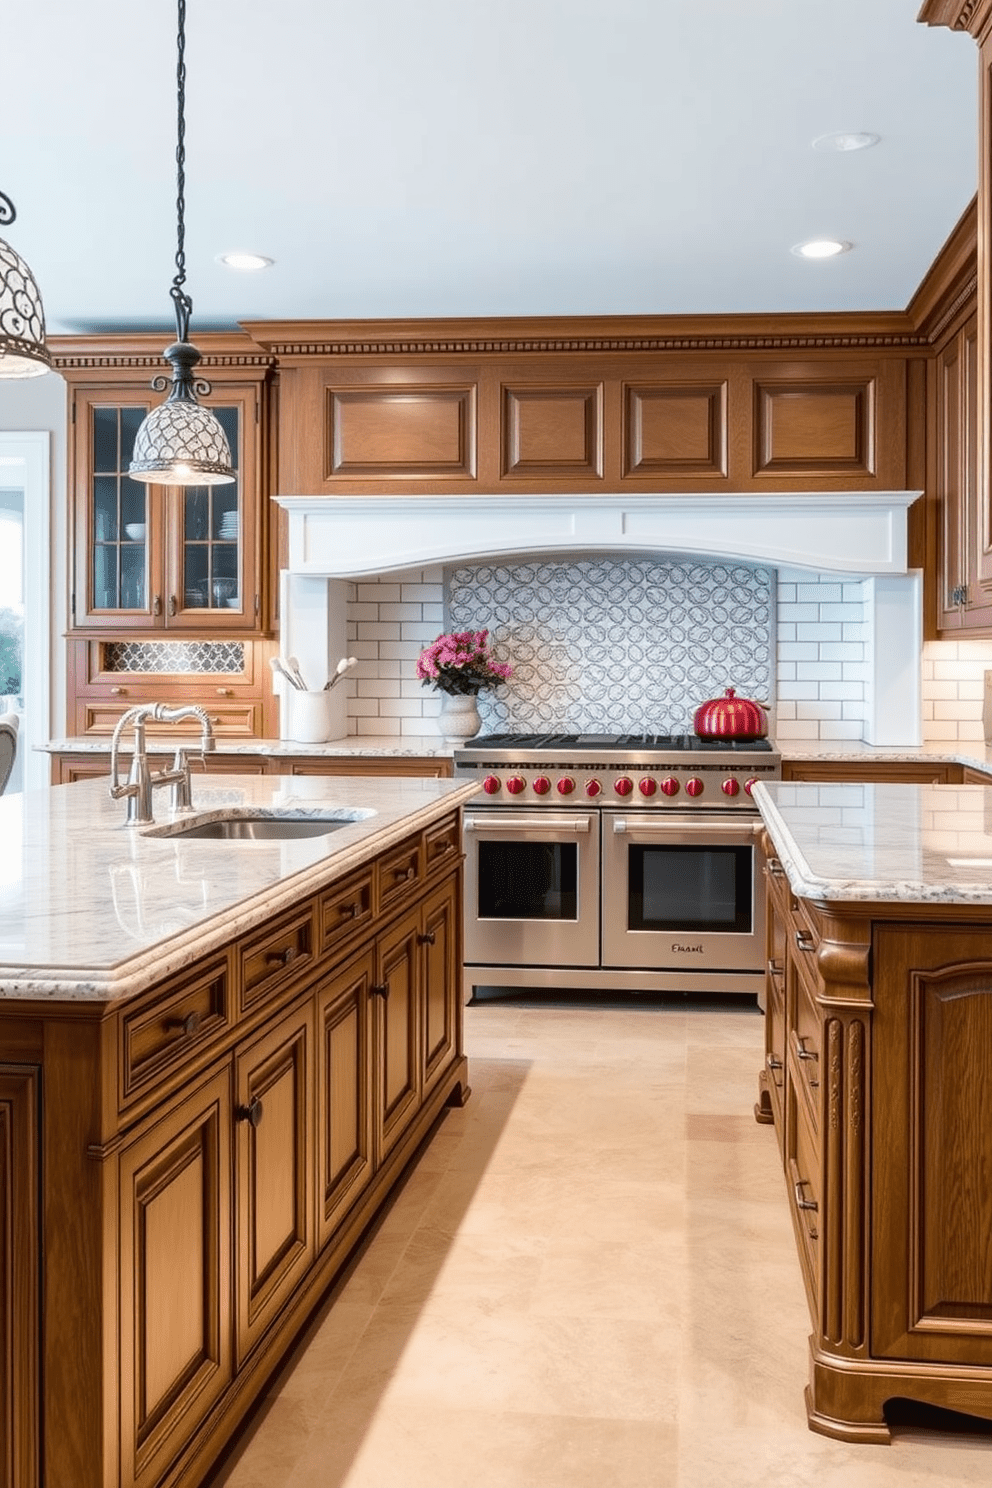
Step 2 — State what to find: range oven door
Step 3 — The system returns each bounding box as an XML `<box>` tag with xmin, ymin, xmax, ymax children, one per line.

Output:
<box><xmin>462</xmin><ymin>810</ymin><xmax>600</xmax><ymax>969</ymax></box>
<box><xmin>601</xmin><ymin>811</ymin><xmax>764</xmax><ymax>973</ymax></box>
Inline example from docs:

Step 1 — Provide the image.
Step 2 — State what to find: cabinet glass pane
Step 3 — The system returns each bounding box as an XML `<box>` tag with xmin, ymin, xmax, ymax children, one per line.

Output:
<box><xmin>182</xmin><ymin>406</ymin><xmax>241</xmax><ymax>611</ymax></box>
<box><xmin>90</xmin><ymin>408</ymin><xmax>148</xmax><ymax>611</ymax></box>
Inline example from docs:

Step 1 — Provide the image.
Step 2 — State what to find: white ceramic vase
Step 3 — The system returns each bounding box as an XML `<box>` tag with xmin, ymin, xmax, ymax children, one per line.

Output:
<box><xmin>437</xmin><ymin>691</ymin><xmax>482</xmax><ymax>742</ymax></box>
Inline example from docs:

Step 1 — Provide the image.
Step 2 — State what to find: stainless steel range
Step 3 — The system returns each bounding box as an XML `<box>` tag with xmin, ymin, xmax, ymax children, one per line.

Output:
<box><xmin>453</xmin><ymin>732</ymin><xmax>781</xmax><ymax>1001</ymax></box>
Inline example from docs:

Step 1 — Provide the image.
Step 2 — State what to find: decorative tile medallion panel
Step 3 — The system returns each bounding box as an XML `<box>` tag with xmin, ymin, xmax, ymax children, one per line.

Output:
<box><xmin>103</xmin><ymin>641</ymin><xmax>246</xmax><ymax>675</ymax></box>
<box><xmin>446</xmin><ymin>557</ymin><xmax>773</xmax><ymax>734</ymax></box>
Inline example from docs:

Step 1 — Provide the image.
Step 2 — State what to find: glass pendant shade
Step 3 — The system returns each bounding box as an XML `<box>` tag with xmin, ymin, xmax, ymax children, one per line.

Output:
<box><xmin>0</xmin><ymin>233</ymin><xmax>52</xmax><ymax>379</ymax></box>
<box><xmin>129</xmin><ymin>339</ymin><xmax>235</xmax><ymax>485</ymax></box>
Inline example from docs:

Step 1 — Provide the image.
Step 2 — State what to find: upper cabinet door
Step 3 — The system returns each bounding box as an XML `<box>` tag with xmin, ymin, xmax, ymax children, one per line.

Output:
<box><xmin>70</xmin><ymin>384</ymin><xmax>264</xmax><ymax>635</ymax></box>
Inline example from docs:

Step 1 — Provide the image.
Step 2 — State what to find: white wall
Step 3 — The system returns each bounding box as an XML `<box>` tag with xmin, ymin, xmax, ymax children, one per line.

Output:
<box><xmin>0</xmin><ymin>372</ymin><xmax>68</xmax><ymax>748</ymax></box>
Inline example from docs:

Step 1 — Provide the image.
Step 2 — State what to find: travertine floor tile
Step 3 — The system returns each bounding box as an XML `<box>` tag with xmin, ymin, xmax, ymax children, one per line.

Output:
<box><xmin>209</xmin><ymin>997</ymin><xmax>992</xmax><ymax>1488</ymax></box>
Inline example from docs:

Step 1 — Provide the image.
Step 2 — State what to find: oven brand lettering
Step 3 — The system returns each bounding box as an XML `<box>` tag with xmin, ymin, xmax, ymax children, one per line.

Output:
<box><xmin>672</xmin><ymin>942</ymin><xmax>705</xmax><ymax>954</ymax></box>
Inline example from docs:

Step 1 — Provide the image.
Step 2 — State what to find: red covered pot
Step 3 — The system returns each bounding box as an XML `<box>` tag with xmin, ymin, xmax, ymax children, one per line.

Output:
<box><xmin>693</xmin><ymin>686</ymin><xmax>768</xmax><ymax>740</ymax></box>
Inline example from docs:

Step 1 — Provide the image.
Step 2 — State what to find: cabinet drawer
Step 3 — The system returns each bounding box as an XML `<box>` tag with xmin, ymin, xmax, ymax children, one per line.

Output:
<box><xmin>787</xmin><ymin>1094</ymin><xmax>821</xmax><ymax>1315</ymax></box>
<box><xmin>376</xmin><ymin>836</ymin><xmax>422</xmax><ymax>913</ymax></box>
<box><xmin>80</xmin><ymin>700</ymin><xmax>264</xmax><ymax>737</ymax></box>
<box><xmin>789</xmin><ymin>969</ymin><xmax>821</xmax><ymax>1124</ymax></box>
<box><xmin>320</xmin><ymin>869</ymin><xmax>374</xmax><ymax>957</ymax></box>
<box><xmin>239</xmin><ymin>905</ymin><xmax>315</xmax><ymax>1015</ymax></box>
<box><xmin>424</xmin><ymin>816</ymin><xmax>461</xmax><ymax>877</ymax></box>
<box><xmin>119</xmin><ymin>958</ymin><xmax>230</xmax><ymax>1108</ymax></box>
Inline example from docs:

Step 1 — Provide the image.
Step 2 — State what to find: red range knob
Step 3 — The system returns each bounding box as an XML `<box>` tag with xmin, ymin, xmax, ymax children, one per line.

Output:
<box><xmin>613</xmin><ymin>776</ymin><xmax>634</xmax><ymax>797</ymax></box>
<box><xmin>556</xmin><ymin>776</ymin><xmax>576</xmax><ymax>796</ymax></box>
<box><xmin>532</xmin><ymin>776</ymin><xmax>551</xmax><ymax>795</ymax></box>
<box><xmin>685</xmin><ymin>777</ymin><xmax>704</xmax><ymax>798</ymax></box>
<box><xmin>660</xmin><ymin>777</ymin><xmax>680</xmax><ymax>797</ymax></box>
<box><xmin>744</xmin><ymin>777</ymin><xmax>758</xmax><ymax>796</ymax></box>
<box><xmin>585</xmin><ymin>778</ymin><xmax>603</xmax><ymax>798</ymax></box>
<box><xmin>506</xmin><ymin>775</ymin><xmax>526</xmax><ymax>795</ymax></box>
<box><xmin>638</xmin><ymin>777</ymin><xmax>657</xmax><ymax>797</ymax></box>
<box><xmin>721</xmin><ymin>778</ymin><xmax>740</xmax><ymax>797</ymax></box>
<box><xmin>482</xmin><ymin>775</ymin><xmax>501</xmax><ymax>795</ymax></box>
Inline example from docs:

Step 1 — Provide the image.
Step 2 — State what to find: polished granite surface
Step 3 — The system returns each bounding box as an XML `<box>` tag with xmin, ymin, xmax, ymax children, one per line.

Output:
<box><xmin>207</xmin><ymin>998</ymin><xmax>992</xmax><ymax>1488</ymax></box>
<box><xmin>43</xmin><ymin>734</ymin><xmax>456</xmax><ymax>758</ymax></box>
<box><xmin>754</xmin><ymin>780</ymin><xmax>992</xmax><ymax>903</ymax></box>
<box><xmin>0</xmin><ymin>773</ymin><xmax>478</xmax><ymax>1000</ymax></box>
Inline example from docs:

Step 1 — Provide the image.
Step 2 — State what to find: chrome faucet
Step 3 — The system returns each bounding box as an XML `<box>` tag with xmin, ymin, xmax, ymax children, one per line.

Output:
<box><xmin>109</xmin><ymin>703</ymin><xmax>216</xmax><ymax>825</ymax></box>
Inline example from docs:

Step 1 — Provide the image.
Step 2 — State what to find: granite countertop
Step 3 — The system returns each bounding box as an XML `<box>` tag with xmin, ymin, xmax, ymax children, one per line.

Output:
<box><xmin>0</xmin><ymin>772</ymin><xmax>478</xmax><ymax>1002</ymax></box>
<box><xmin>775</xmin><ymin>738</ymin><xmax>992</xmax><ymax>770</ymax></box>
<box><xmin>753</xmin><ymin>779</ymin><xmax>992</xmax><ymax>906</ymax></box>
<box><xmin>42</xmin><ymin>734</ymin><xmax>456</xmax><ymax>758</ymax></box>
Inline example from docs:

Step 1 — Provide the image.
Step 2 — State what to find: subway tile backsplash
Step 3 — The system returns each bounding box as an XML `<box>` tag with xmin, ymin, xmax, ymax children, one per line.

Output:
<box><xmin>342</xmin><ymin>562</ymin><xmax>979</xmax><ymax>744</ymax></box>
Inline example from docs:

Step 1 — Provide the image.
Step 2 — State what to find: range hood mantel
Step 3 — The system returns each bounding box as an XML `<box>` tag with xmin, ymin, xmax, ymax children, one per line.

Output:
<box><xmin>275</xmin><ymin>491</ymin><xmax>920</xmax><ymax>578</ymax></box>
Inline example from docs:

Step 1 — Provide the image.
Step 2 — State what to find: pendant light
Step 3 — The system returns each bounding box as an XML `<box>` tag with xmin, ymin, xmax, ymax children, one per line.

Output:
<box><xmin>130</xmin><ymin>0</ymin><xmax>235</xmax><ymax>486</ymax></box>
<box><xmin>0</xmin><ymin>191</ymin><xmax>52</xmax><ymax>379</ymax></box>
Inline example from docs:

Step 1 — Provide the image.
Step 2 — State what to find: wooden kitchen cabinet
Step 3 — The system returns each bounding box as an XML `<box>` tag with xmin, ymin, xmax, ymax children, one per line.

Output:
<box><xmin>757</xmin><ymin>838</ymin><xmax>992</xmax><ymax>1441</ymax></box>
<box><xmin>0</xmin><ymin>1065</ymin><xmax>39</xmax><ymax>1488</ymax></box>
<box><xmin>6</xmin><ymin>811</ymin><xmax>468</xmax><ymax>1488</ymax></box>
<box><xmin>781</xmin><ymin>759</ymin><xmax>964</xmax><ymax>784</ymax></box>
<box><xmin>933</xmin><ymin>314</ymin><xmax>992</xmax><ymax>632</ymax></box>
<box><xmin>68</xmin><ymin>385</ymin><xmax>266</xmax><ymax>635</ymax></box>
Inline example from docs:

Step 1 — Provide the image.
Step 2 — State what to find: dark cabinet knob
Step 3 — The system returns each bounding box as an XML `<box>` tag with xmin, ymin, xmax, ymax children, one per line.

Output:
<box><xmin>168</xmin><ymin>1009</ymin><xmax>201</xmax><ymax>1038</ymax></box>
<box><xmin>417</xmin><ymin>930</ymin><xmax>437</xmax><ymax>946</ymax></box>
<box><xmin>236</xmin><ymin>1096</ymin><xmax>264</xmax><ymax>1128</ymax></box>
<box><xmin>265</xmin><ymin>945</ymin><xmax>297</xmax><ymax>967</ymax></box>
<box><xmin>371</xmin><ymin>982</ymin><xmax>390</xmax><ymax>1000</ymax></box>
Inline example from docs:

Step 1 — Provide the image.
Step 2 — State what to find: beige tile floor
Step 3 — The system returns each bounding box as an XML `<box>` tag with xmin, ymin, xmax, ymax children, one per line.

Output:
<box><xmin>208</xmin><ymin>995</ymin><xmax>992</xmax><ymax>1488</ymax></box>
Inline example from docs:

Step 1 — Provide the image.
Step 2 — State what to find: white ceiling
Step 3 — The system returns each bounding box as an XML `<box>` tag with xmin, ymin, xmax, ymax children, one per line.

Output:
<box><xmin>4</xmin><ymin>0</ymin><xmax>981</xmax><ymax>337</ymax></box>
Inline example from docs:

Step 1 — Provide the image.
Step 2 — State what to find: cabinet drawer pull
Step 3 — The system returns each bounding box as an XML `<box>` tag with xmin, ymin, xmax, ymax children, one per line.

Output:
<box><xmin>111</xmin><ymin>685</ymin><xmax>127</xmax><ymax>696</ymax></box>
<box><xmin>767</xmin><ymin>857</ymin><xmax>785</xmax><ymax>876</ymax></box>
<box><xmin>417</xmin><ymin>929</ymin><xmax>437</xmax><ymax>946</ymax></box>
<box><xmin>338</xmin><ymin>901</ymin><xmax>361</xmax><ymax>920</ymax></box>
<box><xmin>153</xmin><ymin>593</ymin><xmax>162</xmax><ymax>616</ymax></box>
<box><xmin>216</xmin><ymin>687</ymin><xmax>233</xmax><ymax>696</ymax></box>
<box><xmin>167</xmin><ymin>1009</ymin><xmax>201</xmax><ymax>1039</ymax></box>
<box><xmin>393</xmin><ymin>865</ymin><xmax>416</xmax><ymax>882</ymax></box>
<box><xmin>169</xmin><ymin>594</ymin><xmax>177</xmax><ymax>616</ymax></box>
<box><xmin>795</xmin><ymin>930</ymin><xmax>816</xmax><ymax>953</ymax></box>
<box><xmin>236</xmin><ymin>1096</ymin><xmax>264</xmax><ymax>1128</ymax></box>
<box><xmin>265</xmin><ymin>946</ymin><xmax>297</xmax><ymax>968</ymax></box>
<box><xmin>371</xmin><ymin>982</ymin><xmax>390</xmax><ymax>1000</ymax></box>
<box><xmin>793</xmin><ymin>1178</ymin><xmax>818</xmax><ymax>1215</ymax></box>
<box><xmin>795</xmin><ymin>1036</ymin><xmax>817</xmax><ymax>1062</ymax></box>
<box><xmin>768</xmin><ymin>958</ymin><xmax>783</xmax><ymax>977</ymax></box>
<box><xmin>766</xmin><ymin>1052</ymin><xmax>783</xmax><ymax>1072</ymax></box>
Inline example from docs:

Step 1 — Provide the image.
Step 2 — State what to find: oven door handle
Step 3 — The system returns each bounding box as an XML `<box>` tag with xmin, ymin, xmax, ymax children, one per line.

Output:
<box><xmin>464</xmin><ymin>814</ymin><xmax>592</xmax><ymax>834</ymax></box>
<box><xmin>611</xmin><ymin>815</ymin><xmax>759</xmax><ymax>841</ymax></box>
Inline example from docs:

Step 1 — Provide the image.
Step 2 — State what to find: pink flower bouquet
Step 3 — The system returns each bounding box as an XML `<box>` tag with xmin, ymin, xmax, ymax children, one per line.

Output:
<box><xmin>416</xmin><ymin>629</ymin><xmax>512</xmax><ymax>696</ymax></box>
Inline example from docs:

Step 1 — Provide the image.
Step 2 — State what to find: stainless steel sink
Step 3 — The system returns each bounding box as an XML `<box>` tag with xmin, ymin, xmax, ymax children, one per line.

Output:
<box><xmin>170</xmin><ymin>818</ymin><xmax>349</xmax><ymax>840</ymax></box>
<box><xmin>143</xmin><ymin>808</ymin><xmax>375</xmax><ymax>841</ymax></box>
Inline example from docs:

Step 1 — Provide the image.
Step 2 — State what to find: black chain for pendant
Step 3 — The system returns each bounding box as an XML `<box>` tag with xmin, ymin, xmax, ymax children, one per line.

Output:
<box><xmin>0</xmin><ymin>192</ymin><xmax>15</xmax><ymax>227</ymax></box>
<box><xmin>170</xmin><ymin>0</ymin><xmax>193</xmax><ymax>343</ymax></box>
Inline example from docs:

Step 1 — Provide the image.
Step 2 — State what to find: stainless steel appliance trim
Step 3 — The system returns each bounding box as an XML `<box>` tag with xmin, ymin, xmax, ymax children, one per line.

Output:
<box><xmin>463</xmin><ymin>963</ymin><xmax>766</xmax><ymax>1002</ymax></box>
<box><xmin>464</xmin><ymin>813</ymin><xmax>592</xmax><ymax>834</ymax></box>
<box><xmin>610</xmin><ymin>813</ymin><xmax>760</xmax><ymax>840</ymax></box>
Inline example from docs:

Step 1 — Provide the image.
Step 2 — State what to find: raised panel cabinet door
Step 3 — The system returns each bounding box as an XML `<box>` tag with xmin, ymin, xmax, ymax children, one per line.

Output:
<box><xmin>373</xmin><ymin>909</ymin><xmax>421</xmax><ymax>1163</ymax></box>
<box><xmin>872</xmin><ymin>926</ymin><xmax>992</xmax><ymax>1364</ymax></box>
<box><xmin>420</xmin><ymin>875</ymin><xmax>459</xmax><ymax>1099</ymax></box>
<box><xmin>316</xmin><ymin>950</ymin><xmax>374</xmax><ymax>1248</ymax></box>
<box><xmin>118</xmin><ymin>1066</ymin><xmax>232</xmax><ymax>1488</ymax></box>
<box><xmin>0</xmin><ymin>1066</ymin><xmax>39</xmax><ymax>1488</ymax></box>
<box><xmin>234</xmin><ymin>1000</ymin><xmax>315</xmax><ymax>1365</ymax></box>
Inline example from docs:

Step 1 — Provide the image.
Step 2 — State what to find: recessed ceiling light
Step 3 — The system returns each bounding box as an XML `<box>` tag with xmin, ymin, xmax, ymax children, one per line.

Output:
<box><xmin>812</xmin><ymin>132</ymin><xmax>880</xmax><ymax>153</ymax></box>
<box><xmin>791</xmin><ymin>239</ymin><xmax>852</xmax><ymax>260</ymax></box>
<box><xmin>217</xmin><ymin>252</ymin><xmax>274</xmax><ymax>272</ymax></box>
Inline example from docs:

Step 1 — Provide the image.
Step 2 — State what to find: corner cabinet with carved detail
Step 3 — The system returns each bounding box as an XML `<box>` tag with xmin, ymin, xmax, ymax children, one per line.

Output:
<box><xmin>757</xmin><ymin>834</ymin><xmax>992</xmax><ymax>1442</ymax></box>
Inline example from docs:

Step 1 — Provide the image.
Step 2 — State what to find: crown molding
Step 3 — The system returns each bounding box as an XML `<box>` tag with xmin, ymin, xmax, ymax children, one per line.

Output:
<box><xmin>240</xmin><ymin>311</ymin><xmax>923</xmax><ymax>359</ymax></box>
<box><xmin>47</xmin><ymin>330</ymin><xmax>275</xmax><ymax>373</ymax></box>
<box><xmin>918</xmin><ymin>0</ymin><xmax>992</xmax><ymax>40</ymax></box>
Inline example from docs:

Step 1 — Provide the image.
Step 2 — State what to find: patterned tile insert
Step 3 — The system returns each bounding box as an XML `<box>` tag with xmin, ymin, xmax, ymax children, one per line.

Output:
<box><xmin>447</xmin><ymin>557</ymin><xmax>774</xmax><ymax>734</ymax></box>
<box><xmin>103</xmin><ymin>641</ymin><xmax>246</xmax><ymax>675</ymax></box>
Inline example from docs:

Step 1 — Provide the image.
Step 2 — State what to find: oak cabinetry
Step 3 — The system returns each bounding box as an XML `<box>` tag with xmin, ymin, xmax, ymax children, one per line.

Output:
<box><xmin>0</xmin><ymin>1065</ymin><xmax>39</xmax><ymax>1488</ymax></box>
<box><xmin>781</xmin><ymin>759</ymin><xmax>964</xmax><ymax>785</ymax></box>
<box><xmin>68</xmin><ymin>385</ymin><xmax>265</xmax><ymax>635</ymax></box>
<box><xmin>933</xmin><ymin>317</ymin><xmax>992</xmax><ymax>631</ymax></box>
<box><xmin>8</xmin><ymin>813</ymin><xmax>467</xmax><ymax>1488</ymax></box>
<box><xmin>757</xmin><ymin>840</ymin><xmax>992</xmax><ymax>1441</ymax></box>
<box><xmin>50</xmin><ymin>750</ymin><xmax>454</xmax><ymax>785</ymax></box>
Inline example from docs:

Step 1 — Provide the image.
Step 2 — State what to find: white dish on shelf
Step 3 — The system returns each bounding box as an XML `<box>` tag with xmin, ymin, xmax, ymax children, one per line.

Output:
<box><xmin>124</xmin><ymin>523</ymin><xmax>146</xmax><ymax>540</ymax></box>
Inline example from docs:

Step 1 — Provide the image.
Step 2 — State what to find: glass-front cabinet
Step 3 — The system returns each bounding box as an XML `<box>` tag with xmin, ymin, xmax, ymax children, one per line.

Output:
<box><xmin>71</xmin><ymin>386</ymin><xmax>261</xmax><ymax>633</ymax></box>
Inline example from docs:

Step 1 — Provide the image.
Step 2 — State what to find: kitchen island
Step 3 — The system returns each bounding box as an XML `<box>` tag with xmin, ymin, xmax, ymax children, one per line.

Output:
<box><xmin>752</xmin><ymin>779</ymin><xmax>992</xmax><ymax>1443</ymax></box>
<box><xmin>0</xmin><ymin>771</ymin><xmax>477</xmax><ymax>1488</ymax></box>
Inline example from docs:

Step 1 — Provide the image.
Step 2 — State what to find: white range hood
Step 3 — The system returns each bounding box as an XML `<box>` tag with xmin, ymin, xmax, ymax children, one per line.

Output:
<box><xmin>276</xmin><ymin>490</ymin><xmax>920</xmax><ymax>578</ymax></box>
<box><xmin>274</xmin><ymin>489</ymin><xmax>924</xmax><ymax>747</ymax></box>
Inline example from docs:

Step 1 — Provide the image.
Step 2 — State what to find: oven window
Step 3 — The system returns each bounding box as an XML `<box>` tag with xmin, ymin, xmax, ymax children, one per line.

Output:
<box><xmin>478</xmin><ymin>841</ymin><xmax>578</xmax><ymax>921</ymax></box>
<box><xmin>628</xmin><ymin>844</ymin><xmax>752</xmax><ymax>934</ymax></box>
